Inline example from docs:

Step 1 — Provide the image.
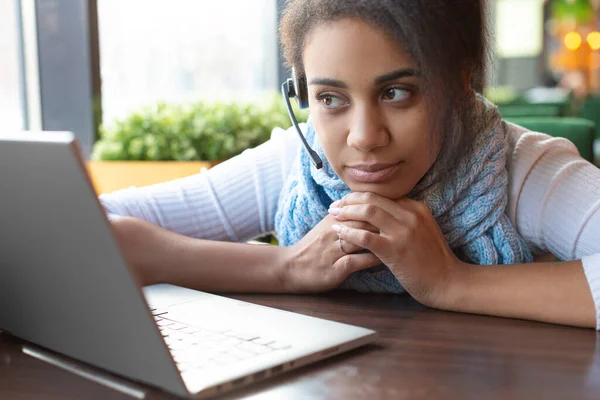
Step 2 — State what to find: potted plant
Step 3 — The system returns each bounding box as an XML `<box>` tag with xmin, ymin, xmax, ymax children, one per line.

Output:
<box><xmin>88</xmin><ymin>95</ymin><xmax>308</xmax><ymax>194</ymax></box>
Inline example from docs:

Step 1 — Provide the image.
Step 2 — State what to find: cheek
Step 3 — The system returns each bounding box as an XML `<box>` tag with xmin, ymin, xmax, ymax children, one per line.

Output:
<box><xmin>312</xmin><ymin>116</ymin><xmax>347</xmax><ymax>165</ymax></box>
<box><xmin>390</xmin><ymin>108</ymin><xmax>432</xmax><ymax>156</ymax></box>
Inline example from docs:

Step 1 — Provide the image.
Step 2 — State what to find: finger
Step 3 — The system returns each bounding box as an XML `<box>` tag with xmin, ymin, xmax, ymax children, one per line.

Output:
<box><xmin>343</xmin><ymin>219</ymin><xmax>379</xmax><ymax>234</ymax></box>
<box><xmin>332</xmin><ymin>192</ymin><xmax>401</xmax><ymax>217</ymax></box>
<box><xmin>335</xmin><ymin>220</ymin><xmax>380</xmax><ymax>255</ymax></box>
<box><xmin>337</xmin><ymin>203</ymin><xmax>427</xmax><ymax>234</ymax></box>
<box><xmin>388</xmin><ymin>198</ymin><xmax>435</xmax><ymax>233</ymax></box>
<box><xmin>331</xmin><ymin>203</ymin><xmax>396</xmax><ymax>233</ymax></box>
<box><xmin>327</xmin><ymin>220</ymin><xmax>378</xmax><ymax>255</ymax></box>
<box><xmin>395</xmin><ymin>197</ymin><xmax>433</xmax><ymax>217</ymax></box>
<box><xmin>333</xmin><ymin>252</ymin><xmax>382</xmax><ymax>276</ymax></box>
<box><xmin>333</xmin><ymin>193</ymin><xmax>432</xmax><ymax>229</ymax></box>
<box><xmin>333</xmin><ymin>224</ymin><xmax>388</xmax><ymax>256</ymax></box>
<box><xmin>335</xmin><ymin>238</ymin><xmax>364</xmax><ymax>258</ymax></box>
<box><xmin>334</xmin><ymin>233</ymin><xmax>363</xmax><ymax>255</ymax></box>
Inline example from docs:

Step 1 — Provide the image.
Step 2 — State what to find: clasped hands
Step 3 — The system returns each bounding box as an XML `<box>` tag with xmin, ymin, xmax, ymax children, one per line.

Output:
<box><xmin>282</xmin><ymin>192</ymin><xmax>468</xmax><ymax>307</ymax></box>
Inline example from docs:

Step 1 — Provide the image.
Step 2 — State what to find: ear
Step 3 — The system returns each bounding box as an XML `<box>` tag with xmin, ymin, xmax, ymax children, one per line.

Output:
<box><xmin>462</xmin><ymin>67</ymin><xmax>473</xmax><ymax>92</ymax></box>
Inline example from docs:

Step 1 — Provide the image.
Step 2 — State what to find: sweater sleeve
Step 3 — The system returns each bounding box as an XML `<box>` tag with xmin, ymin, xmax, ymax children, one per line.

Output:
<box><xmin>506</xmin><ymin>122</ymin><xmax>600</xmax><ymax>328</ymax></box>
<box><xmin>99</xmin><ymin>126</ymin><xmax>301</xmax><ymax>242</ymax></box>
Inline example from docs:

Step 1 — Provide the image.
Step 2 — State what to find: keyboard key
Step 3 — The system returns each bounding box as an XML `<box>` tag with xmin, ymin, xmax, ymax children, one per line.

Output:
<box><xmin>156</xmin><ymin>320</ymin><xmax>174</xmax><ymax>327</ymax></box>
<box><xmin>196</xmin><ymin>323</ymin><xmax>230</xmax><ymax>333</ymax></box>
<box><xmin>267</xmin><ymin>342</ymin><xmax>292</xmax><ymax>351</ymax></box>
<box><xmin>181</xmin><ymin>370</ymin><xmax>205</xmax><ymax>386</ymax></box>
<box><xmin>166</xmin><ymin>322</ymin><xmax>187</xmax><ymax>330</ymax></box>
<box><xmin>193</xmin><ymin>332</ymin><xmax>223</xmax><ymax>343</ymax></box>
<box><xmin>173</xmin><ymin>353</ymin><xmax>188</xmax><ymax>364</ymax></box>
<box><xmin>186</xmin><ymin>349</ymin><xmax>220</xmax><ymax>362</ymax></box>
<box><xmin>221</xmin><ymin>337</ymin><xmax>243</xmax><ymax>347</ymax></box>
<box><xmin>151</xmin><ymin>309</ymin><xmax>168</xmax><ymax>316</ymax></box>
<box><xmin>206</xmin><ymin>334</ymin><xmax>228</xmax><ymax>343</ymax></box>
<box><xmin>192</xmin><ymin>330</ymin><xmax>215</xmax><ymax>339</ymax></box>
<box><xmin>196</xmin><ymin>341</ymin><xmax>221</xmax><ymax>350</ymax></box>
<box><xmin>167</xmin><ymin>331</ymin><xmax>187</xmax><ymax>341</ymax></box>
<box><xmin>171</xmin><ymin>350</ymin><xmax>193</xmax><ymax>362</ymax></box>
<box><xmin>176</xmin><ymin>362</ymin><xmax>191</xmax><ymax>372</ymax></box>
<box><xmin>179</xmin><ymin>335</ymin><xmax>198</xmax><ymax>346</ymax></box>
<box><xmin>180</xmin><ymin>326</ymin><xmax>200</xmax><ymax>334</ymax></box>
<box><xmin>238</xmin><ymin>342</ymin><xmax>271</xmax><ymax>355</ymax></box>
<box><xmin>232</xmin><ymin>332</ymin><xmax>260</xmax><ymax>341</ymax></box>
<box><xmin>185</xmin><ymin>336</ymin><xmax>201</xmax><ymax>345</ymax></box>
<box><xmin>225</xmin><ymin>347</ymin><xmax>254</xmax><ymax>360</ymax></box>
<box><xmin>212</xmin><ymin>354</ymin><xmax>238</xmax><ymax>366</ymax></box>
<box><xmin>167</xmin><ymin>342</ymin><xmax>189</xmax><ymax>351</ymax></box>
<box><xmin>187</xmin><ymin>361</ymin><xmax>208</xmax><ymax>370</ymax></box>
<box><xmin>190</xmin><ymin>358</ymin><xmax>217</xmax><ymax>370</ymax></box>
<box><xmin>251</xmin><ymin>337</ymin><xmax>275</xmax><ymax>346</ymax></box>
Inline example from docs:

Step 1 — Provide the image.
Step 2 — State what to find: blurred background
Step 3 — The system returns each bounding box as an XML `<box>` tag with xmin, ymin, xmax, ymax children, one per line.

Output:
<box><xmin>1</xmin><ymin>0</ymin><xmax>600</xmax><ymax>192</ymax></box>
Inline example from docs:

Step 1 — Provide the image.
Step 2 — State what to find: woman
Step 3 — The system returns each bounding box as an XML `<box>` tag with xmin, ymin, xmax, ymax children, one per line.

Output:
<box><xmin>101</xmin><ymin>0</ymin><xmax>600</xmax><ymax>329</ymax></box>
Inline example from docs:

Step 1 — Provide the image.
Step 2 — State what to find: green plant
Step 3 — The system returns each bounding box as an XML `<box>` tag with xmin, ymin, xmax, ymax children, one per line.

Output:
<box><xmin>92</xmin><ymin>93</ymin><xmax>309</xmax><ymax>161</ymax></box>
<box><xmin>551</xmin><ymin>0</ymin><xmax>594</xmax><ymax>25</ymax></box>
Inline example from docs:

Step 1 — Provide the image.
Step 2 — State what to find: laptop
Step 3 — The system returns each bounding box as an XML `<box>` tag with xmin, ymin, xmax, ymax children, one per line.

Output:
<box><xmin>0</xmin><ymin>131</ymin><xmax>377</xmax><ymax>398</ymax></box>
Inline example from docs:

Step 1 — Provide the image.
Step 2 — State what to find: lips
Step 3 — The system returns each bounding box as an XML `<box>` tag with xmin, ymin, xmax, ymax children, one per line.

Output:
<box><xmin>347</xmin><ymin>163</ymin><xmax>398</xmax><ymax>172</ymax></box>
<box><xmin>346</xmin><ymin>162</ymin><xmax>400</xmax><ymax>183</ymax></box>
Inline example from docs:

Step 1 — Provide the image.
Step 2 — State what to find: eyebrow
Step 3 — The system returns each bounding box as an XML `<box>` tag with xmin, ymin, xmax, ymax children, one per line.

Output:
<box><xmin>374</xmin><ymin>68</ymin><xmax>419</xmax><ymax>85</ymax></box>
<box><xmin>308</xmin><ymin>78</ymin><xmax>348</xmax><ymax>89</ymax></box>
<box><xmin>309</xmin><ymin>68</ymin><xmax>419</xmax><ymax>89</ymax></box>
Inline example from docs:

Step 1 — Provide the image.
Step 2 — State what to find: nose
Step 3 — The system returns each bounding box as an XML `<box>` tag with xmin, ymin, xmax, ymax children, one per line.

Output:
<box><xmin>347</xmin><ymin>104</ymin><xmax>390</xmax><ymax>152</ymax></box>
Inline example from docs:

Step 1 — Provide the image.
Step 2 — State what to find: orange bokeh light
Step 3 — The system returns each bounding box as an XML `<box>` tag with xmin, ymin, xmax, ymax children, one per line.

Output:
<box><xmin>565</xmin><ymin>32</ymin><xmax>582</xmax><ymax>50</ymax></box>
<box><xmin>587</xmin><ymin>31</ymin><xmax>600</xmax><ymax>50</ymax></box>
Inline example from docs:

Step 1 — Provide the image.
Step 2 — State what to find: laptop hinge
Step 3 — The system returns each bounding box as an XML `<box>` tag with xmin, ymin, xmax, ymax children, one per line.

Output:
<box><xmin>22</xmin><ymin>345</ymin><xmax>147</xmax><ymax>399</ymax></box>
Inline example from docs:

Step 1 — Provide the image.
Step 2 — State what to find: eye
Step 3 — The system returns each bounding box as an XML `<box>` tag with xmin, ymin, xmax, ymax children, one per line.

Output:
<box><xmin>317</xmin><ymin>94</ymin><xmax>346</xmax><ymax>109</ymax></box>
<box><xmin>382</xmin><ymin>87</ymin><xmax>411</xmax><ymax>103</ymax></box>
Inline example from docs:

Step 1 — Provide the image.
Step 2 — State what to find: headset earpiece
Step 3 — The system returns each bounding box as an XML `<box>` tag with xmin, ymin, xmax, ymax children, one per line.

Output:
<box><xmin>291</xmin><ymin>67</ymin><xmax>309</xmax><ymax>109</ymax></box>
<box><xmin>281</xmin><ymin>66</ymin><xmax>323</xmax><ymax>169</ymax></box>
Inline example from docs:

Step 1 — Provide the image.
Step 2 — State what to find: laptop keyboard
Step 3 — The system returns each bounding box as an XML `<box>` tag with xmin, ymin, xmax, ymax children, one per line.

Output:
<box><xmin>151</xmin><ymin>307</ymin><xmax>292</xmax><ymax>373</ymax></box>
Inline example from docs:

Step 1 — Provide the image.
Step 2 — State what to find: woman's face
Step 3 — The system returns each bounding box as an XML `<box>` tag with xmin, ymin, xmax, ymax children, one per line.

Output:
<box><xmin>303</xmin><ymin>18</ymin><xmax>440</xmax><ymax>200</ymax></box>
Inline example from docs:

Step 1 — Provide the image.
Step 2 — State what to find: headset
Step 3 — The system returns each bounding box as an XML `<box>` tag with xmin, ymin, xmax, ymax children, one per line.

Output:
<box><xmin>281</xmin><ymin>67</ymin><xmax>323</xmax><ymax>169</ymax></box>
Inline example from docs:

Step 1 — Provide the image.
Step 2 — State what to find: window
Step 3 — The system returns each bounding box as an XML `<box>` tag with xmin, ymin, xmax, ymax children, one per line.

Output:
<box><xmin>97</xmin><ymin>0</ymin><xmax>279</xmax><ymax>126</ymax></box>
<box><xmin>495</xmin><ymin>0</ymin><xmax>544</xmax><ymax>58</ymax></box>
<box><xmin>0</xmin><ymin>0</ymin><xmax>25</xmax><ymax>131</ymax></box>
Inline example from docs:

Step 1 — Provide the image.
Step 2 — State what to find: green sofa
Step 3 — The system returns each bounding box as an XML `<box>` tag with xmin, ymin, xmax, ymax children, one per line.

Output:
<box><xmin>504</xmin><ymin>117</ymin><xmax>595</xmax><ymax>163</ymax></box>
<box><xmin>498</xmin><ymin>104</ymin><xmax>563</xmax><ymax>119</ymax></box>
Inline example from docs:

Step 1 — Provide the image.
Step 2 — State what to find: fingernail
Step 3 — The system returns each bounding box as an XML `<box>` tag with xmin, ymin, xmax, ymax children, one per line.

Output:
<box><xmin>332</xmin><ymin>224</ymin><xmax>342</xmax><ymax>233</ymax></box>
<box><xmin>330</xmin><ymin>200</ymin><xmax>341</xmax><ymax>208</ymax></box>
<box><xmin>328</xmin><ymin>207</ymin><xmax>340</xmax><ymax>216</ymax></box>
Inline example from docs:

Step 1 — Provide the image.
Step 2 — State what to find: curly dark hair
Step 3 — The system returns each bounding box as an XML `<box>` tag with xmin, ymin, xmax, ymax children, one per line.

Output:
<box><xmin>279</xmin><ymin>0</ymin><xmax>490</xmax><ymax>175</ymax></box>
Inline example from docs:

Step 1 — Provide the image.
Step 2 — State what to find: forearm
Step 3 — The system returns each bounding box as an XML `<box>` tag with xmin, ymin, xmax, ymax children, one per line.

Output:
<box><xmin>112</xmin><ymin>217</ymin><xmax>288</xmax><ymax>293</ymax></box>
<box><xmin>444</xmin><ymin>260</ymin><xmax>596</xmax><ymax>328</ymax></box>
<box><xmin>99</xmin><ymin>127</ymin><xmax>299</xmax><ymax>241</ymax></box>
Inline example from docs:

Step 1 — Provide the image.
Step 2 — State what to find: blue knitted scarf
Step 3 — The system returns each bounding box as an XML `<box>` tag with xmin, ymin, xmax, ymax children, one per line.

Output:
<box><xmin>274</xmin><ymin>96</ymin><xmax>533</xmax><ymax>293</ymax></box>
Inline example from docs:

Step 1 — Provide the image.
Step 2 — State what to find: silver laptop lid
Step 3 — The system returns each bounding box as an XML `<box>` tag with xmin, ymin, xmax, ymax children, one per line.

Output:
<box><xmin>0</xmin><ymin>131</ymin><xmax>187</xmax><ymax>397</ymax></box>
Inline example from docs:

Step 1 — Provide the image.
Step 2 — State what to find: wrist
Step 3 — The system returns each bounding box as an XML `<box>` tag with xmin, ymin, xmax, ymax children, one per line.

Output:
<box><xmin>110</xmin><ymin>217</ymin><xmax>163</xmax><ymax>286</ymax></box>
<box><xmin>274</xmin><ymin>245</ymin><xmax>295</xmax><ymax>293</ymax></box>
<box><xmin>434</xmin><ymin>260</ymin><xmax>476</xmax><ymax>312</ymax></box>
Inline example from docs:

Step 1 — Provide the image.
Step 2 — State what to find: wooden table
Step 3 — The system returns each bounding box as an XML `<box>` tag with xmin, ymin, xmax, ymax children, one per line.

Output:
<box><xmin>2</xmin><ymin>292</ymin><xmax>599</xmax><ymax>399</ymax></box>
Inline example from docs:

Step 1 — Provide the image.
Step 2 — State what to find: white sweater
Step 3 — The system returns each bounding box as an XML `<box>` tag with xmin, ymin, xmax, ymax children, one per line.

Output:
<box><xmin>99</xmin><ymin>123</ymin><xmax>600</xmax><ymax>328</ymax></box>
